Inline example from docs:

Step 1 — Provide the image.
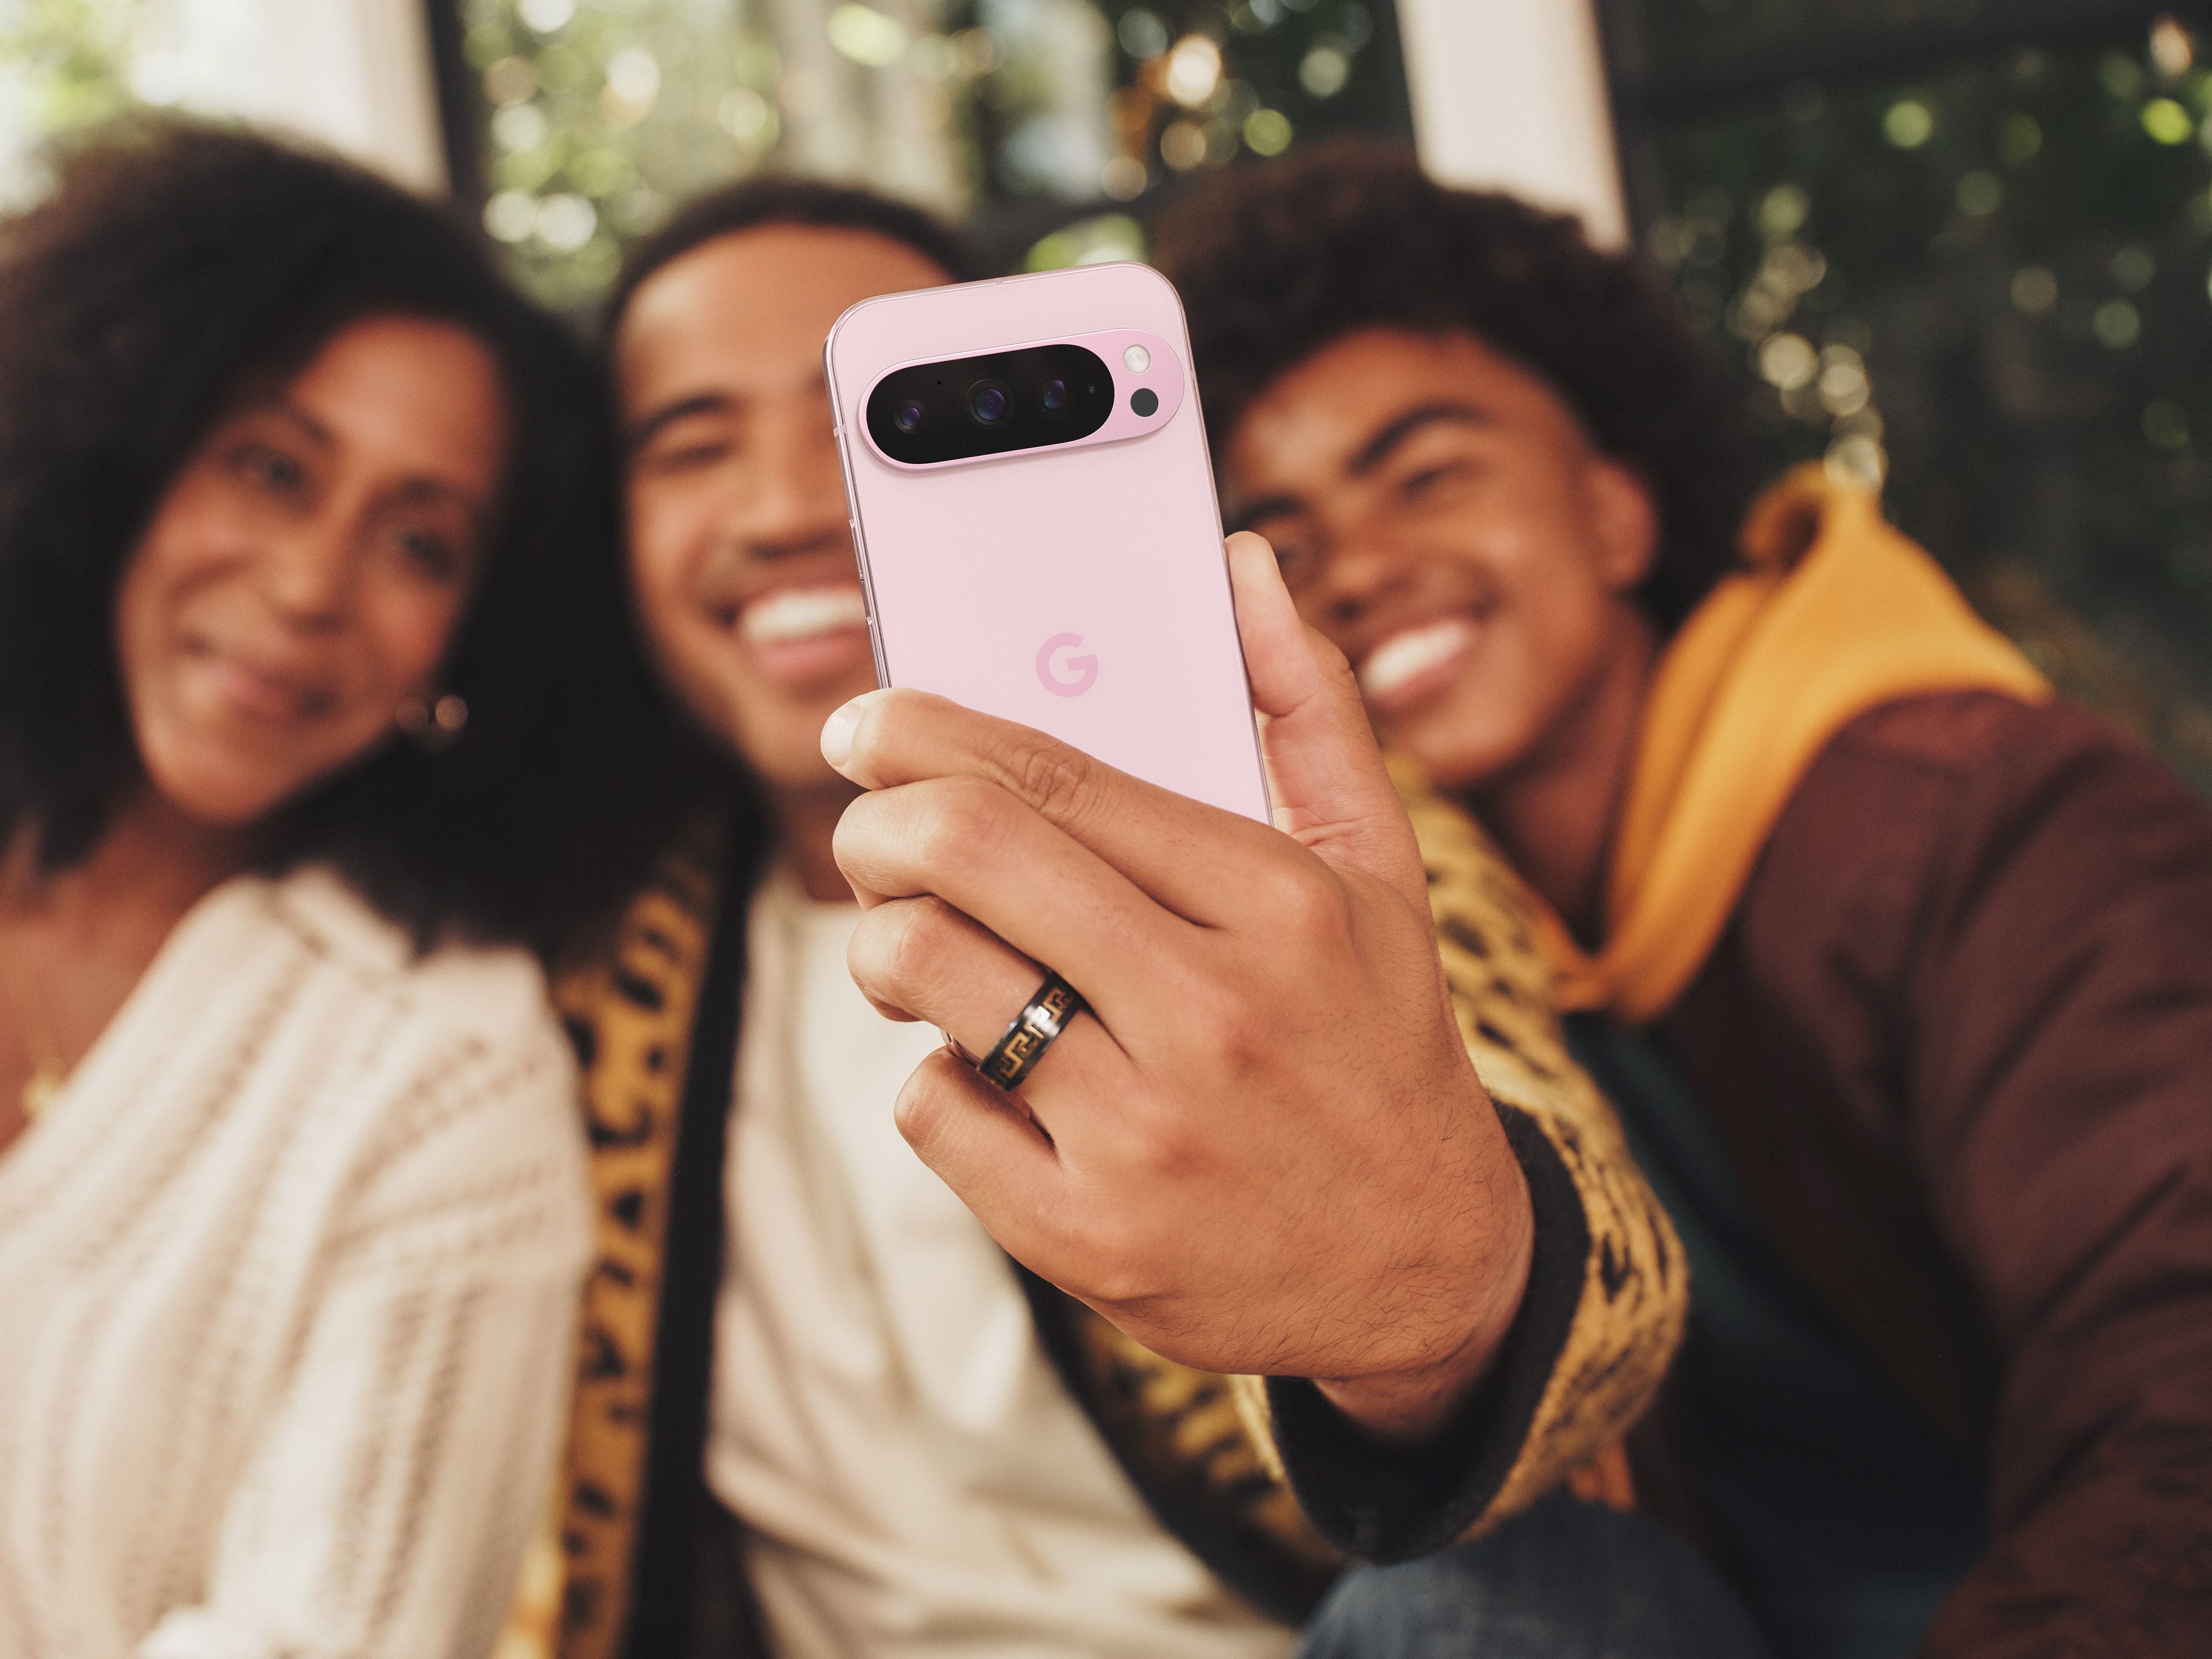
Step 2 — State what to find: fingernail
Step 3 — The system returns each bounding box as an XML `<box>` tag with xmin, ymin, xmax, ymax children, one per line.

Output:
<box><xmin>821</xmin><ymin>698</ymin><xmax>865</xmax><ymax>768</ymax></box>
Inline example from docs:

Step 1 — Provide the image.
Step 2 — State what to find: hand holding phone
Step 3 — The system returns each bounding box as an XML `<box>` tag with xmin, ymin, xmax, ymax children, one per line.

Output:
<box><xmin>823</xmin><ymin>525</ymin><xmax>1536</xmax><ymax>1447</ymax></box>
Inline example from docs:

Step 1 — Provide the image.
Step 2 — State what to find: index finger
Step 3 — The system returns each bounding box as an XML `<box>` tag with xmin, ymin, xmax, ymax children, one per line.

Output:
<box><xmin>821</xmin><ymin>684</ymin><xmax>1282</xmax><ymax>927</ymax></box>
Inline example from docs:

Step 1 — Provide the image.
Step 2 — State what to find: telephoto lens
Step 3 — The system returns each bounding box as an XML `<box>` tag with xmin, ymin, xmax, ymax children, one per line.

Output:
<box><xmin>894</xmin><ymin>400</ymin><xmax>927</xmax><ymax>433</ymax></box>
<box><xmin>969</xmin><ymin>380</ymin><xmax>1011</xmax><ymax>424</ymax></box>
<box><xmin>1041</xmin><ymin>378</ymin><xmax>1069</xmax><ymax>411</ymax></box>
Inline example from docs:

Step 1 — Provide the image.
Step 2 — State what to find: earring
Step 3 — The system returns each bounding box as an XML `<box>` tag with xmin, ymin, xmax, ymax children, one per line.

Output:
<box><xmin>396</xmin><ymin>691</ymin><xmax>469</xmax><ymax>753</ymax></box>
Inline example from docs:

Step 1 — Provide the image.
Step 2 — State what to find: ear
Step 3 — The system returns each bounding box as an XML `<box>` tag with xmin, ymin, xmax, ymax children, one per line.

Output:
<box><xmin>1584</xmin><ymin>456</ymin><xmax>1661</xmax><ymax>598</ymax></box>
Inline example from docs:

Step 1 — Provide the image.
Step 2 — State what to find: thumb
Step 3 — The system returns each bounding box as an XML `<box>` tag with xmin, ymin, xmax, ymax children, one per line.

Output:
<box><xmin>1227</xmin><ymin>531</ymin><xmax>1427</xmax><ymax>903</ymax></box>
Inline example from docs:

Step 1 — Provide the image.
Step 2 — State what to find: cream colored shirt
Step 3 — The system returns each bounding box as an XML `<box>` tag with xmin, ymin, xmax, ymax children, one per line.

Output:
<box><xmin>707</xmin><ymin>867</ymin><xmax>1294</xmax><ymax>1658</ymax></box>
<box><xmin>0</xmin><ymin>868</ymin><xmax>591</xmax><ymax>1659</ymax></box>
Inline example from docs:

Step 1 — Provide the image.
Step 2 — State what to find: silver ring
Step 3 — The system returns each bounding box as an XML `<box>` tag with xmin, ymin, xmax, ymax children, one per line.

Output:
<box><xmin>977</xmin><ymin>972</ymin><xmax>1086</xmax><ymax>1091</ymax></box>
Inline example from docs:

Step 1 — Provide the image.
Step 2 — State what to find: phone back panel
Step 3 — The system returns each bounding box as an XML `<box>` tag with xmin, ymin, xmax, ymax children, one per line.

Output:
<box><xmin>825</xmin><ymin>263</ymin><xmax>1269</xmax><ymax>823</ymax></box>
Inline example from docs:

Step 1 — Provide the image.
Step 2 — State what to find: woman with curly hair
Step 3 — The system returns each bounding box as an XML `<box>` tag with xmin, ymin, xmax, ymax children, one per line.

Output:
<box><xmin>0</xmin><ymin>123</ymin><xmax>678</xmax><ymax>1658</ymax></box>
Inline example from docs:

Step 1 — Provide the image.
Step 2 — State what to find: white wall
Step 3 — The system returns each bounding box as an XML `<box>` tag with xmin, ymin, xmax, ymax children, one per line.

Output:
<box><xmin>171</xmin><ymin>0</ymin><xmax>448</xmax><ymax>191</ymax></box>
<box><xmin>0</xmin><ymin>0</ymin><xmax>448</xmax><ymax>200</ymax></box>
<box><xmin>232</xmin><ymin>0</ymin><xmax>448</xmax><ymax>192</ymax></box>
<box><xmin>1394</xmin><ymin>0</ymin><xmax>1627</xmax><ymax>247</ymax></box>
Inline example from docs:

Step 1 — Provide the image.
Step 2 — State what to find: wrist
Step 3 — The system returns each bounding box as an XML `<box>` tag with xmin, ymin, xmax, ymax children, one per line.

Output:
<box><xmin>1313</xmin><ymin>1167</ymin><xmax>1535</xmax><ymax>1448</ymax></box>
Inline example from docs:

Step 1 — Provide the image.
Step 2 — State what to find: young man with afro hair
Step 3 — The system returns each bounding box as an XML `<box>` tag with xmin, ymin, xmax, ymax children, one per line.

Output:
<box><xmin>1162</xmin><ymin>142</ymin><xmax>2212</xmax><ymax>1659</ymax></box>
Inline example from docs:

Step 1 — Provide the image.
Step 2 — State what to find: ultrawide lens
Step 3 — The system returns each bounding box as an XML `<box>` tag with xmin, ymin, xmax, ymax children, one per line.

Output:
<box><xmin>895</xmin><ymin>400</ymin><xmax>927</xmax><ymax>433</ymax></box>
<box><xmin>969</xmin><ymin>381</ymin><xmax>1011</xmax><ymax>424</ymax></box>
<box><xmin>1041</xmin><ymin>378</ymin><xmax>1068</xmax><ymax>411</ymax></box>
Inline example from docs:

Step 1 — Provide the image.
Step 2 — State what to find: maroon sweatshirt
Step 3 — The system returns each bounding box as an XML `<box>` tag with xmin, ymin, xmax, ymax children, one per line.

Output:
<box><xmin>1656</xmin><ymin>690</ymin><xmax>2212</xmax><ymax>1654</ymax></box>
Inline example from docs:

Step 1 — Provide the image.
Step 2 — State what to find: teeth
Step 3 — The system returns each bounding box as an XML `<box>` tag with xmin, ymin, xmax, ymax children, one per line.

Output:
<box><xmin>1359</xmin><ymin>617</ymin><xmax>1477</xmax><ymax>698</ymax></box>
<box><xmin>739</xmin><ymin>585</ymin><xmax>867</xmax><ymax>644</ymax></box>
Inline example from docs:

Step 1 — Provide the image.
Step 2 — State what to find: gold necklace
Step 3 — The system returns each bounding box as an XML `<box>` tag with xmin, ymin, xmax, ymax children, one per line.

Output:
<box><xmin>0</xmin><ymin>937</ymin><xmax>66</xmax><ymax>1121</ymax></box>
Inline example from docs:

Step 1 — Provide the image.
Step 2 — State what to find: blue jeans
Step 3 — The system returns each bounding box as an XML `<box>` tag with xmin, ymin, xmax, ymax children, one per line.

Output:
<box><xmin>1297</xmin><ymin>1493</ymin><xmax>1773</xmax><ymax>1659</ymax></box>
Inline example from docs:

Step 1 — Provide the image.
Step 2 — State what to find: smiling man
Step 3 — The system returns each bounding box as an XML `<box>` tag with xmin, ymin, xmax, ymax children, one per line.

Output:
<box><xmin>1163</xmin><ymin>143</ymin><xmax>2212</xmax><ymax>1659</ymax></box>
<box><xmin>514</xmin><ymin>178</ymin><xmax>1779</xmax><ymax>1659</ymax></box>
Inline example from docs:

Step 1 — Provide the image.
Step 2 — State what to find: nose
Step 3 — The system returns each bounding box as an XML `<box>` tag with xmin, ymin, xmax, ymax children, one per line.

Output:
<box><xmin>732</xmin><ymin>402</ymin><xmax>853</xmax><ymax>566</ymax></box>
<box><xmin>1313</xmin><ymin>528</ymin><xmax>1417</xmax><ymax>630</ymax></box>
<box><xmin>259</xmin><ymin>515</ymin><xmax>354</xmax><ymax>628</ymax></box>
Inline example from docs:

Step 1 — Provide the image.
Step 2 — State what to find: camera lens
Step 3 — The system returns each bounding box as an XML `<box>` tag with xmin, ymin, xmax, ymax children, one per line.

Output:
<box><xmin>1040</xmin><ymin>378</ymin><xmax>1069</xmax><ymax>411</ymax></box>
<box><xmin>968</xmin><ymin>380</ymin><xmax>1012</xmax><ymax>424</ymax></box>
<box><xmin>894</xmin><ymin>400</ymin><xmax>927</xmax><ymax>433</ymax></box>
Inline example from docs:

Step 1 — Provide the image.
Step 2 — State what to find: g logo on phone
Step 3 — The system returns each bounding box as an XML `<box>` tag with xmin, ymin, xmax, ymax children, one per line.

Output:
<box><xmin>1036</xmin><ymin>632</ymin><xmax>1098</xmax><ymax>697</ymax></box>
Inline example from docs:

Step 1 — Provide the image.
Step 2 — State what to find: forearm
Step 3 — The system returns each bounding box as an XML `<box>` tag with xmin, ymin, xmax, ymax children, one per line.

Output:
<box><xmin>1245</xmin><ymin>776</ymin><xmax>1689</xmax><ymax>1558</ymax></box>
<box><xmin>1243</xmin><ymin>1091</ymin><xmax>1681</xmax><ymax>1561</ymax></box>
<box><xmin>1312</xmin><ymin>1160</ymin><xmax>1532</xmax><ymax>1447</ymax></box>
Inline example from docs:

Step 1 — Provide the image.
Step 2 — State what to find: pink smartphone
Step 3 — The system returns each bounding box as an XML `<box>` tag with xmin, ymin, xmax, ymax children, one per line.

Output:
<box><xmin>823</xmin><ymin>262</ymin><xmax>1270</xmax><ymax>823</ymax></box>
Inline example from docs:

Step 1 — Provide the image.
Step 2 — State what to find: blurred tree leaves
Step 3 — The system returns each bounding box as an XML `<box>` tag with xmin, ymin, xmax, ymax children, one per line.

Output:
<box><xmin>1623</xmin><ymin>5</ymin><xmax>2212</xmax><ymax>786</ymax></box>
<box><xmin>0</xmin><ymin>0</ymin><xmax>139</xmax><ymax>145</ymax></box>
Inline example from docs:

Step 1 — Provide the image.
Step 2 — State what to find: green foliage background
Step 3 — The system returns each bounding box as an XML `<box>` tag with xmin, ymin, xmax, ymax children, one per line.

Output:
<box><xmin>1623</xmin><ymin>3</ymin><xmax>2212</xmax><ymax>786</ymax></box>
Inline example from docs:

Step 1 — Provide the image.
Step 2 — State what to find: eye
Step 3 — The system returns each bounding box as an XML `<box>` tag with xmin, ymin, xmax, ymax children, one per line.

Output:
<box><xmin>1399</xmin><ymin>461</ymin><xmax>1472</xmax><ymax>501</ymax></box>
<box><xmin>393</xmin><ymin>525</ymin><xmax>465</xmax><ymax>585</ymax></box>
<box><xmin>232</xmin><ymin>441</ymin><xmax>307</xmax><ymax>495</ymax></box>
<box><xmin>1254</xmin><ymin>524</ymin><xmax>1323</xmax><ymax>588</ymax></box>
<box><xmin>639</xmin><ymin>429</ymin><xmax>735</xmax><ymax>475</ymax></box>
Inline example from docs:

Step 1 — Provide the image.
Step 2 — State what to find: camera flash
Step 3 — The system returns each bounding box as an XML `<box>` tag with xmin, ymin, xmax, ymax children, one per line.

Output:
<box><xmin>1123</xmin><ymin>344</ymin><xmax>1151</xmax><ymax>373</ymax></box>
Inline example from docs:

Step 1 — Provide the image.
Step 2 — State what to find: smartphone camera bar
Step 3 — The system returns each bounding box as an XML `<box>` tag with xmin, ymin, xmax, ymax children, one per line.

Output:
<box><xmin>865</xmin><ymin>342</ymin><xmax>1123</xmax><ymax>465</ymax></box>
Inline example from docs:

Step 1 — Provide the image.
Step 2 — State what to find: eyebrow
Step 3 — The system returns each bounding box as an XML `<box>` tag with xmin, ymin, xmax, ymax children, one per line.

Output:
<box><xmin>257</xmin><ymin>398</ymin><xmax>334</xmax><ymax>451</ymax></box>
<box><xmin>1347</xmin><ymin>400</ymin><xmax>1494</xmax><ymax>476</ymax></box>
<box><xmin>625</xmin><ymin>391</ymin><xmax>736</xmax><ymax>455</ymax></box>
<box><xmin>1227</xmin><ymin>400</ymin><xmax>1496</xmax><ymax>533</ymax></box>
<box><xmin>1225</xmin><ymin>493</ymin><xmax>1301</xmax><ymax>535</ymax></box>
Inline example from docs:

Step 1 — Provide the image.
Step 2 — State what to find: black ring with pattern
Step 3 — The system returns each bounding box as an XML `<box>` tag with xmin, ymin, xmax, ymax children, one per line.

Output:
<box><xmin>977</xmin><ymin>972</ymin><xmax>1086</xmax><ymax>1091</ymax></box>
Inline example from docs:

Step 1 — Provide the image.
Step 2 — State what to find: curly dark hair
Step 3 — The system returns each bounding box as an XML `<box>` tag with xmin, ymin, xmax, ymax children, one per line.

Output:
<box><xmin>1156</xmin><ymin>142</ymin><xmax>1758</xmax><ymax>634</ymax></box>
<box><xmin>607</xmin><ymin>173</ymin><xmax>980</xmax><ymax>337</ymax></box>
<box><xmin>0</xmin><ymin>121</ymin><xmax>687</xmax><ymax>953</ymax></box>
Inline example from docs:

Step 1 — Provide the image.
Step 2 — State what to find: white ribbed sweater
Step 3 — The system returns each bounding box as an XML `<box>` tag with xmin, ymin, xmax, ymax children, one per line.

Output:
<box><xmin>0</xmin><ymin>867</ymin><xmax>592</xmax><ymax>1659</ymax></box>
